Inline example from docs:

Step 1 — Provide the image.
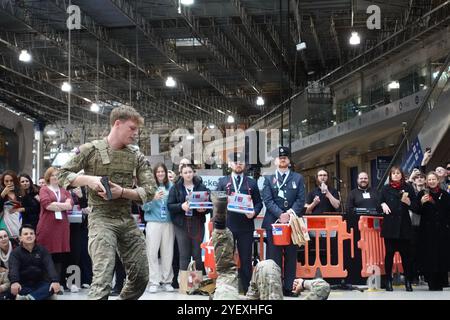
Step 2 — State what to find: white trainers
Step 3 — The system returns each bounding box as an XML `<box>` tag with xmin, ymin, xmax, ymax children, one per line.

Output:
<box><xmin>148</xmin><ymin>285</ymin><xmax>158</xmax><ymax>293</ymax></box>
<box><xmin>70</xmin><ymin>284</ymin><xmax>80</xmax><ymax>293</ymax></box>
<box><xmin>16</xmin><ymin>294</ymin><xmax>31</xmax><ymax>300</ymax></box>
<box><xmin>163</xmin><ymin>284</ymin><xmax>174</xmax><ymax>292</ymax></box>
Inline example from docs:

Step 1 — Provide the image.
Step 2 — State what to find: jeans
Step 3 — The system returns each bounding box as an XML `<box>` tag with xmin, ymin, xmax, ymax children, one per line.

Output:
<box><xmin>20</xmin><ymin>281</ymin><xmax>54</xmax><ymax>300</ymax></box>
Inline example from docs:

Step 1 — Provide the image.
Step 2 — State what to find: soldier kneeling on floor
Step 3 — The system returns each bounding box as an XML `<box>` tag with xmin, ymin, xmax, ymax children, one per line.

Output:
<box><xmin>211</xmin><ymin>192</ymin><xmax>330</xmax><ymax>300</ymax></box>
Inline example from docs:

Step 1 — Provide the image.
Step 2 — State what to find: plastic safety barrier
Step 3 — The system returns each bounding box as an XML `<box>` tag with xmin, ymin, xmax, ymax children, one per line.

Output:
<box><xmin>296</xmin><ymin>215</ymin><xmax>354</xmax><ymax>278</ymax></box>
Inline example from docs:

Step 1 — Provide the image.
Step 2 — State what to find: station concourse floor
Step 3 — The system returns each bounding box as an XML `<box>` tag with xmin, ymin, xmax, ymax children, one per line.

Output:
<box><xmin>57</xmin><ymin>284</ymin><xmax>450</xmax><ymax>300</ymax></box>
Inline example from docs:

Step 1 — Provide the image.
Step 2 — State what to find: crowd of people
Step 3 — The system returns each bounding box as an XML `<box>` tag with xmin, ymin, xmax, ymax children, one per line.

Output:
<box><xmin>0</xmin><ymin>106</ymin><xmax>449</xmax><ymax>300</ymax></box>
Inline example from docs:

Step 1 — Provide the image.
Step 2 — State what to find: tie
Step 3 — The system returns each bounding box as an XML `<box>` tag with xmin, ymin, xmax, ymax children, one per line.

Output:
<box><xmin>279</xmin><ymin>173</ymin><xmax>286</xmax><ymax>184</ymax></box>
<box><xmin>235</xmin><ymin>175</ymin><xmax>241</xmax><ymax>189</ymax></box>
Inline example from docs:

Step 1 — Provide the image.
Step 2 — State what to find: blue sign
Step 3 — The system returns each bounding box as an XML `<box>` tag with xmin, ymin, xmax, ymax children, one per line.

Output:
<box><xmin>401</xmin><ymin>137</ymin><xmax>423</xmax><ymax>174</ymax></box>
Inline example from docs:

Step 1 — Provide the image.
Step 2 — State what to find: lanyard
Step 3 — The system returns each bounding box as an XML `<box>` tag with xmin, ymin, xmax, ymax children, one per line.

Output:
<box><xmin>276</xmin><ymin>170</ymin><xmax>290</xmax><ymax>190</ymax></box>
<box><xmin>184</xmin><ymin>185</ymin><xmax>193</xmax><ymax>197</ymax></box>
<box><xmin>50</xmin><ymin>187</ymin><xmax>61</xmax><ymax>202</ymax></box>
<box><xmin>231</xmin><ymin>173</ymin><xmax>244</xmax><ymax>194</ymax></box>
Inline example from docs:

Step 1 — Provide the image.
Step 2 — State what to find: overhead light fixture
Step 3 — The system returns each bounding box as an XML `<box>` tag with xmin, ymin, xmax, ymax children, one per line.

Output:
<box><xmin>282</xmin><ymin>129</ymin><xmax>289</xmax><ymax>132</ymax></box>
<box><xmin>296</xmin><ymin>42</ymin><xmax>307</xmax><ymax>51</ymax></box>
<box><xmin>52</xmin><ymin>140</ymin><xmax>58</xmax><ymax>145</ymax></box>
<box><xmin>349</xmin><ymin>32</ymin><xmax>360</xmax><ymax>45</ymax></box>
<box><xmin>307</xmin><ymin>71</ymin><xmax>315</xmax><ymax>75</ymax></box>
<box><xmin>256</xmin><ymin>96</ymin><xmax>265</xmax><ymax>106</ymax></box>
<box><xmin>46</xmin><ymin>130</ymin><xmax>57</xmax><ymax>136</ymax></box>
<box><xmin>90</xmin><ymin>103</ymin><xmax>100</xmax><ymax>113</ymax></box>
<box><xmin>165</xmin><ymin>76</ymin><xmax>176</xmax><ymax>88</ymax></box>
<box><xmin>61</xmin><ymin>81</ymin><xmax>72</xmax><ymax>92</ymax></box>
<box><xmin>186</xmin><ymin>134</ymin><xmax>194</xmax><ymax>140</ymax></box>
<box><xmin>180</xmin><ymin>0</ymin><xmax>194</xmax><ymax>5</ymax></box>
<box><xmin>388</xmin><ymin>81</ymin><xmax>400</xmax><ymax>90</ymax></box>
<box><xmin>227</xmin><ymin>115</ymin><xmax>235</xmax><ymax>123</ymax></box>
<box><xmin>208</xmin><ymin>123</ymin><xmax>215</xmax><ymax>129</ymax></box>
<box><xmin>18</xmin><ymin>50</ymin><xmax>32</xmax><ymax>62</ymax></box>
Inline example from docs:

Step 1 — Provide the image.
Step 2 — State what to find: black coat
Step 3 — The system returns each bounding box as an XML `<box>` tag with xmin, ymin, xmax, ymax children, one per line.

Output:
<box><xmin>417</xmin><ymin>189</ymin><xmax>450</xmax><ymax>273</ymax></box>
<box><xmin>216</xmin><ymin>175</ymin><xmax>263</xmax><ymax>232</ymax></box>
<box><xmin>20</xmin><ymin>192</ymin><xmax>40</xmax><ymax>229</ymax></box>
<box><xmin>379</xmin><ymin>183</ymin><xmax>418</xmax><ymax>240</ymax></box>
<box><xmin>167</xmin><ymin>177</ymin><xmax>211</xmax><ymax>229</ymax></box>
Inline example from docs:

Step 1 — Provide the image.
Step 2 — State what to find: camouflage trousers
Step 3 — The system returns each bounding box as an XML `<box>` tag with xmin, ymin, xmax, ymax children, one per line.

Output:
<box><xmin>87</xmin><ymin>212</ymin><xmax>149</xmax><ymax>300</ymax></box>
<box><xmin>212</xmin><ymin>228</ymin><xmax>239</xmax><ymax>300</ymax></box>
<box><xmin>212</xmin><ymin>227</ymin><xmax>330</xmax><ymax>300</ymax></box>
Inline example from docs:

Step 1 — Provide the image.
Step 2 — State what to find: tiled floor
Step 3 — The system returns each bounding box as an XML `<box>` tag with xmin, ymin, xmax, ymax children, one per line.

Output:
<box><xmin>57</xmin><ymin>285</ymin><xmax>450</xmax><ymax>300</ymax></box>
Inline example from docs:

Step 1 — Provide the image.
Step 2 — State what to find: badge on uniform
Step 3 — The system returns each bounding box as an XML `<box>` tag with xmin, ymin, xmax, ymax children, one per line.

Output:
<box><xmin>284</xmin><ymin>201</ymin><xmax>289</xmax><ymax>208</ymax></box>
<box><xmin>292</xmin><ymin>181</ymin><xmax>297</xmax><ymax>189</ymax></box>
<box><xmin>278</xmin><ymin>190</ymin><xmax>284</xmax><ymax>198</ymax></box>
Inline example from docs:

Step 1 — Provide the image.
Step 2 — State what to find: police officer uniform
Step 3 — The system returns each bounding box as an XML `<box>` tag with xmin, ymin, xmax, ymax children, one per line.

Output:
<box><xmin>216</xmin><ymin>152</ymin><xmax>263</xmax><ymax>293</ymax></box>
<box><xmin>58</xmin><ymin>138</ymin><xmax>156</xmax><ymax>300</ymax></box>
<box><xmin>262</xmin><ymin>146</ymin><xmax>305</xmax><ymax>295</ymax></box>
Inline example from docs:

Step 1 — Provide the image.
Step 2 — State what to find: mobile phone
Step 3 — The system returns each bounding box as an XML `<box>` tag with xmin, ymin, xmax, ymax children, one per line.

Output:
<box><xmin>100</xmin><ymin>176</ymin><xmax>113</xmax><ymax>200</ymax></box>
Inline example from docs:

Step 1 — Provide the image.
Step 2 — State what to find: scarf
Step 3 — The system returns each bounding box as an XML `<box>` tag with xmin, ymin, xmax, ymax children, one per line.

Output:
<box><xmin>430</xmin><ymin>186</ymin><xmax>441</xmax><ymax>194</ymax></box>
<box><xmin>390</xmin><ymin>181</ymin><xmax>402</xmax><ymax>190</ymax></box>
<box><xmin>0</xmin><ymin>241</ymin><xmax>12</xmax><ymax>267</ymax></box>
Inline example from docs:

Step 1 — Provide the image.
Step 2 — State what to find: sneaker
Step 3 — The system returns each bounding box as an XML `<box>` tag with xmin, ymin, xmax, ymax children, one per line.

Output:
<box><xmin>163</xmin><ymin>284</ymin><xmax>174</xmax><ymax>292</ymax></box>
<box><xmin>70</xmin><ymin>284</ymin><xmax>80</xmax><ymax>293</ymax></box>
<box><xmin>148</xmin><ymin>285</ymin><xmax>158</xmax><ymax>293</ymax></box>
<box><xmin>15</xmin><ymin>294</ymin><xmax>31</xmax><ymax>300</ymax></box>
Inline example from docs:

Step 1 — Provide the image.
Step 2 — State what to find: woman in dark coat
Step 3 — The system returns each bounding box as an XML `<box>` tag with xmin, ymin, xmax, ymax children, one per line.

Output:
<box><xmin>18</xmin><ymin>174</ymin><xmax>40</xmax><ymax>230</ymax></box>
<box><xmin>167</xmin><ymin>164</ymin><xmax>210</xmax><ymax>272</ymax></box>
<box><xmin>380</xmin><ymin>166</ymin><xmax>418</xmax><ymax>291</ymax></box>
<box><xmin>417</xmin><ymin>171</ymin><xmax>450</xmax><ymax>291</ymax></box>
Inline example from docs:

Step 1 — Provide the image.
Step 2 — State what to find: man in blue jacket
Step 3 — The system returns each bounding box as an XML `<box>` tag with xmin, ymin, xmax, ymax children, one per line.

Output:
<box><xmin>262</xmin><ymin>146</ymin><xmax>305</xmax><ymax>296</ymax></box>
<box><xmin>216</xmin><ymin>152</ymin><xmax>263</xmax><ymax>293</ymax></box>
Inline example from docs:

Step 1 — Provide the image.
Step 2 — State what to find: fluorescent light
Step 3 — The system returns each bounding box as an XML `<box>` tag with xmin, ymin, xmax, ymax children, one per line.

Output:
<box><xmin>256</xmin><ymin>96</ymin><xmax>265</xmax><ymax>106</ymax></box>
<box><xmin>186</xmin><ymin>134</ymin><xmax>194</xmax><ymax>140</ymax></box>
<box><xmin>52</xmin><ymin>140</ymin><xmax>57</xmax><ymax>145</ymax></box>
<box><xmin>388</xmin><ymin>81</ymin><xmax>400</xmax><ymax>90</ymax></box>
<box><xmin>349</xmin><ymin>32</ymin><xmax>360</xmax><ymax>45</ymax></box>
<box><xmin>61</xmin><ymin>82</ymin><xmax>72</xmax><ymax>92</ymax></box>
<box><xmin>296</xmin><ymin>42</ymin><xmax>306</xmax><ymax>51</ymax></box>
<box><xmin>90</xmin><ymin>103</ymin><xmax>100</xmax><ymax>113</ymax></box>
<box><xmin>282</xmin><ymin>129</ymin><xmax>289</xmax><ymax>132</ymax></box>
<box><xmin>46</xmin><ymin>130</ymin><xmax>57</xmax><ymax>136</ymax></box>
<box><xmin>165</xmin><ymin>76</ymin><xmax>176</xmax><ymax>88</ymax></box>
<box><xmin>227</xmin><ymin>115</ymin><xmax>235</xmax><ymax>123</ymax></box>
<box><xmin>43</xmin><ymin>156</ymin><xmax>51</xmax><ymax>160</ymax></box>
<box><xmin>208</xmin><ymin>123</ymin><xmax>215</xmax><ymax>129</ymax></box>
<box><xmin>180</xmin><ymin>0</ymin><xmax>194</xmax><ymax>5</ymax></box>
<box><xmin>18</xmin><ymin>50</ymin><xmax>32</xmax><ymax>62</ymax></box>
<box><xmin>307</xmin><ymin>71</ymin><xmax>315</xmax><ymax>75</ymax></box>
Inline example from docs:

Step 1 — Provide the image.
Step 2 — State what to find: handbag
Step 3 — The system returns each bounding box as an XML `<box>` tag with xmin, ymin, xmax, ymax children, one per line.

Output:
<box><xmin>178</xmin><ymin>261</ymin><xmax>203</xmax><ymax>294</ymax></box>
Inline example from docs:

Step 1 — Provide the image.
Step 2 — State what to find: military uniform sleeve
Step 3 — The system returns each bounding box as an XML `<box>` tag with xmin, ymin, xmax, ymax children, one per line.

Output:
<box><xmin>134</xmin><ymin>153</ymin><xmax>157</xmax><ymax>204</ymax></box>
<box><xmin>58</xmin><ymin>143</ymin><xmax>94</xmax><ymax>190</ymax></box>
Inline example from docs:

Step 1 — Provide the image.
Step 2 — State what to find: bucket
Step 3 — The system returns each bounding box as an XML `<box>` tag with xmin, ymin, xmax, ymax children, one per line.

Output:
<box><xmin>271</xmin><ymin>222</ymin><xmax>291</xmax><ymax>246</ymax></box>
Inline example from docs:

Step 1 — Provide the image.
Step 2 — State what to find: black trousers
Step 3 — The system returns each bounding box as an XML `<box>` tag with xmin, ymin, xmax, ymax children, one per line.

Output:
<box><xmin>232</xmin><ymin>230</ymin><xmax>254</xmax><ymax>293</ymax></box>
<box><xmin>266</xmin><ymin>228</ymin><xmax>297</xmax><ymax>291</ymax></box>
<box><xmin>174</xmin><ymin>224</ymin><xmax>205</xmax><ymax>272</ymax></box>
<box><xmin>384</xmin><ymin>238</ymin><xmax>412</xmax><ymax>280</ymax></box>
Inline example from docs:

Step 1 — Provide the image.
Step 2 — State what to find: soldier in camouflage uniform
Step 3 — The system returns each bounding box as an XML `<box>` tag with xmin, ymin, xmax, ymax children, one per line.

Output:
<box><xmin>58</xmin><ymin>106</ymin><xmax>156</xmax><ymax>300</ymax></box>
<box><xmin>211</xmin><ymin>193</ymin><xmax>330</xmax><ymax>300</ymax></box>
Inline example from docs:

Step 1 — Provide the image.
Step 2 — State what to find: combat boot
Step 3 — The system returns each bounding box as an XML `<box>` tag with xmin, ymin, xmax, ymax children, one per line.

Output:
<box><xmin>211</xmin><ymin>191</ymin><xmax>228</xmax><ymax>229</ymax></box>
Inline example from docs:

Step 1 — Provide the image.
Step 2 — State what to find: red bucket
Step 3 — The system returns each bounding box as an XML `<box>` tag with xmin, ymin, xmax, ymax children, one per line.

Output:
<box><xmin>271</xmin><ymin>223</ymin><xmax>292</xmax><ymax>246</ymax></box>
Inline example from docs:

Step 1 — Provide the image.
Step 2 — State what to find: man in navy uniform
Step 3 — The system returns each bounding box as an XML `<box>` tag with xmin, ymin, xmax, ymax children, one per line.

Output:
<box><xmin>262</xmin><ymin>146</ymin><xmax>305</xmax><ymax>296</ymax></box>
<box><xmin>216</xmin><ymin>151</ymin><xmax>263</xmax><ymax>293</ymax></box>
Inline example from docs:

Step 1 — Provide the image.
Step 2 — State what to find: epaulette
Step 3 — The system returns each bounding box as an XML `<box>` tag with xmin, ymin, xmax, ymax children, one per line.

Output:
<box><xmin>75</xmin><ymin>142</ymin><xmax>95</xmax><ymax>156</ymax></box>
